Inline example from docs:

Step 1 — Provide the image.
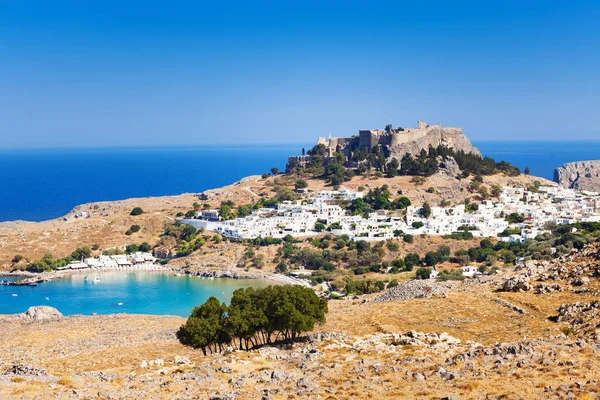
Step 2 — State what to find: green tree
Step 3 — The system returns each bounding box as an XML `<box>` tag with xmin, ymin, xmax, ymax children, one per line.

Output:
<box><xmin>71</xmin><ymin>247</ymin><xmax>91</xmax><ymax>261</ymax></box>
<box><xmin>271</xmin><ymin>167</ymin><xmax>279</xmax><ymax>176</ymax></box>
<box><xmin>386</xmin><ymin>158</ymin><xmax>400</xmax><ymax>177</ymax></box>
<box><xmin>524</xmin><ymin>167</ymin><xmax>530</xmax><ymax>175</ymax></box>
<box><xmin>237</xmin><ymin>204</ymin><xmax>251</xmax><ymax>218</ymax></box>
<box><xmin>404</xmin><ymin>253</ymin><xmax>421</xmax><ymax>269</ymax></box>
<box><xmin>139</xmin><ymin>242</ymin><xmax>151</xmax><ymax>252</ymax></box>
<box><xmin>416</xmin><ymin>267</ymin><xmax>432</xmax><ymax>279</ymax></box>
<box><xmin>125</xmin><ymin>244</ymin><xmax>139</xmax><ymax>254</ymax></box>
<box><xmin>424</xmin><ymin>251</ymin><xmax>443</xmax><ymax>266</ymax></box>
<box><xmin>177</xmin><ymin>297</ymin><xmax>229</xmax><ymax>355</ymax></box>
<box><xmin>219</xmin><ymin>204</ymin><xmax>235</xmax><ymax>220</ymax></box>
<box><xmin>420</xmin><ymin>202</ymin><xmax>432</xmax><ymax>218</ymax></box>
<box><xmin>411</xmin><ymin>221</ymin><xmax>424</xmax><ymax>229</ymax></box>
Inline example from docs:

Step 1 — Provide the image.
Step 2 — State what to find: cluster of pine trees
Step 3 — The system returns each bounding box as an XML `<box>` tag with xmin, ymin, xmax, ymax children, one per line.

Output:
<box><xmin>300</xmin><ymin>142</ymin><xmax>522</xmax><ymax>180</ymax></box>
<box><xmin>177</xmin><ymin>285</ymin><xmax>328</xmax><ymax>355</ymax></box>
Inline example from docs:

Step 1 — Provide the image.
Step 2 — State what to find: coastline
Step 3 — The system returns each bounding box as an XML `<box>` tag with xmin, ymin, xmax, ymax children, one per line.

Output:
<box><xmin>1</xmin><ymin>262</ymin><xmax>310</xmax><ymax>289</ymax></box>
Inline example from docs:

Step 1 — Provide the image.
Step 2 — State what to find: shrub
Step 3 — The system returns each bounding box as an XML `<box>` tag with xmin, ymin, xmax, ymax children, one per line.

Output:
<box><xmin>71</xmin><ymin>247</ymin><xmax>91</xmax><ymax>261</ymax></box>
<box><xmin>403</xmin><ymin>234</ymin><xmax>414</xmax><ymax>243</ymax></box>
<box><xmin>411</xmin><ymin>221</ymin><xmax>424</xmax><ymax>229</ymax></box>
<box><xmin>11</xmin><ymin>254</ymin><xmax>23</xmax><ymax>263</ymax></box>
<box><xmin>415</xmin><ymin>267</ymin><xmax>432</xmax><ymax>279</ymax></box>
<box><xmin>130</xmin><ymin>207</ymin><xmax>144</xmax><ymax>216</ymax></box>
<box><xmin>436</xmin><ymin>269</ymin><xmax>465</xmax><ymax>281</ymax></box>
<box><xmin>386</xmin><ymin>241</ymin><xmax>400</xmax><ymax>252</ymax></box>
<box><xmin>295</xmin><ymin>179</ymin><xmax>308</xmax><ymax>189</ymax></box>
<box><xmin>139</xmin><ymin>242</ymin><xmax>151</xmax><ymax>252</ymax></box>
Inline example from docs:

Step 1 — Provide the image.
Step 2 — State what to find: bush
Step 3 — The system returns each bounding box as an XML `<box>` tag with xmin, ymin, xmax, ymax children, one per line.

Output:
<box><xmin>71</xmin><ymin>247</ymin><xmax>92</xmax><ymax>261</ymax></box>
<box><xmin>437</xmin><ymin>269</ymin><xmax>465</xmax><ymax>281</ymax></box>
<box><xmin>386</xmin><ymin>241</ymin><xmax>400</xmax><ymax>252</ymax></box>
<box><xmin>391</xmin><ymin>258</ymin><xmax>406</xmax><ymax>270</ymax></box>
<box><xmin>403</xmin><ymin>234</ymin><xmax>414</xmax><ymax>243</ymax></box>
<box><xmin>130</xmin><ymin>207</ymin><xmax>144</xmax><ymax>216</ymax></box>
<box><xmin>139</xmin><ymin>242</ymin><xmax>151</xmax><ymax>252</ymax></box>
<box><xmin>295</xmin><ymin>179</ymin><xmax>308</xmax><ymax>189</ymax></box>
<box><xmin>411</xmin><ymin>221</ymin><xmax>424</xmax><ymax>229</ymax></box>
<box><xmin>415</xmin><ymin>267</ymin><xmax>432</xmax><ymax>279</ymax></box>
<box><xmin>275</xmin><ymin>261</ymin><xmax>287</xmax><ymax>273</ymax></box>
<box><xmin>12</xmin><ymin>254</ymin><xmax>23</xmax><ymax>263</ymax></box>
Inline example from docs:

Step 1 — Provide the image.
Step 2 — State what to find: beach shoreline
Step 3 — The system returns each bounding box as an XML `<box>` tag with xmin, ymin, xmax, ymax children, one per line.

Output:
<box><xmin>1</xmin><ymin>262</ymin><xmax>310</xmax><ymax>288</ymax></box>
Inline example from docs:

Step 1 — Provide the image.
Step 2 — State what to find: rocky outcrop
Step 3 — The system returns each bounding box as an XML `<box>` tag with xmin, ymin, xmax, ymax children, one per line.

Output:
<box><xmin>554</xmin><ymin>160</ymin><xmax>600</xmax><ymax>191</ymax></box>
<box><xmin>373</xmin><ymin>279</ymin><xmax>455</xmax><ymax>302</ymax></box>
<box><xmin>19</xmin><ymin>306</ymin><xmax>63</xmax><ymax>322</ymax></box>
<box><xmin>501</xmin><ymin>275</ymin><xmax>532</xmax><ymax>292</ymax></box>
<box><xmin>388</xmin><ymin>125</ymin><xmax>481</xmax><ymax>159</ymax></box>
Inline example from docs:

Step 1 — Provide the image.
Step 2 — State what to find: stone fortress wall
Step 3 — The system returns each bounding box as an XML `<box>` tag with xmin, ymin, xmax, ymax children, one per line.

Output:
<box><xmin>288</xmin><ymin>120</ymin><xmax>479</xmax><ymax>171</ymax></box>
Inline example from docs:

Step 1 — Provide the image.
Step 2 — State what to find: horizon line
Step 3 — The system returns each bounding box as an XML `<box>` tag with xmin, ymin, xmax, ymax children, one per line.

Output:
<box><xmin>2</xmin><ymin>138</ymin><xmax>600</xmax><ymax>151</ymax></box>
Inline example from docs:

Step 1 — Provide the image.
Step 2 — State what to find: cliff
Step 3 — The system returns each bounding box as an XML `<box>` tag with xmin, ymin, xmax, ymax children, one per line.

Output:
<box><xmin>554</xmin><ymin>160</ymin><xmax>600</xmax><ymax>191</ymax></box>
<box><xmin>313</xmin><ymin>121</ymin><xmax>480</xmax><ymax>161</ymax></box>
<box><xmin>387</xmin><ymin>124</ymin><xmax>481</xmax><ymax>159</ymax></box>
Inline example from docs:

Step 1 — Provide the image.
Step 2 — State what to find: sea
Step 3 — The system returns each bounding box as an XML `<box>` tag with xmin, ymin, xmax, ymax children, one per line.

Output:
<box><xmin>0</xmin><ymin>272</ymin><xmax>270</xmax><ymax>316</ymax></box>
<box><xmin>1</xmin><ymin>141</ymin><xmax>599</xmax><ymax>223</ymax></box>
<box><xmin>1</xmin><ymin>140</ymin><xmax>599</xmax><ymax>316</ymax></box>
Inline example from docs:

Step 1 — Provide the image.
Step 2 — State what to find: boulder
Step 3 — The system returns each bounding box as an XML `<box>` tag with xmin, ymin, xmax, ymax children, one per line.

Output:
<box><xmin>19</xmin><ymin>306</ymin><xmax>63</xmax><ymax>322</ymax></box>
<box><xmin>501</xmin><ymin>276</ymin><xmax>531</xmax><ymax>292</ymax></box>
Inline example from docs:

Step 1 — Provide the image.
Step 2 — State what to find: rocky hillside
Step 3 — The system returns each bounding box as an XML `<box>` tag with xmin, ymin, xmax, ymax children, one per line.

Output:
<box><xmin>554</xmin><ymin>160</ymin><xmax>600</xmax><ymax>191</ymax></box>
<box><xmin>3</xmin><ymin>239</ymin><xmax>600</xmax><ymax>398</ymax></box>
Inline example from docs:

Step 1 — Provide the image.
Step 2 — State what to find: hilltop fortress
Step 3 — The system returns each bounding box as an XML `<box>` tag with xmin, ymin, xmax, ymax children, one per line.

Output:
<box><xmin>288</xmin><ymin>121</ymin><xmax>480</xmax><ymax>170</ymax></box>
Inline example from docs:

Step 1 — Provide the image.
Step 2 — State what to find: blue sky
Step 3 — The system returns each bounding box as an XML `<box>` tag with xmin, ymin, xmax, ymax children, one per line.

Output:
<box><xmin>0</xmin><ymin>0</ymin><xmax>599</xmax><ymax>147</ymax></box>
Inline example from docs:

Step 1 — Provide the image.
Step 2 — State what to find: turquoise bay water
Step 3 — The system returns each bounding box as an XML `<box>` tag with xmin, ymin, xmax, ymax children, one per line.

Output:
<box><xmin>0</xmin><ymin>272</ymin><xmax>270</xmax><ymax>317</ymax></box>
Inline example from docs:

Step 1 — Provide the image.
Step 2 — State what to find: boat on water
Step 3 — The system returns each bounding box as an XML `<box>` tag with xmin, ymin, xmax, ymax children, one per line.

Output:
<box><xmin>117</xmin><ymin>302</ymin><xmax>124</xmax><ymax>306</ymax></box>
<box><xmin>12</xmin><ymin>294</ymin><xmax>18</xmax><ymax>297</ymax></box>
<box><xmin>28</xmin><ymin>282</ymin><xmax>38</xmax><ymax>286</ymax></box>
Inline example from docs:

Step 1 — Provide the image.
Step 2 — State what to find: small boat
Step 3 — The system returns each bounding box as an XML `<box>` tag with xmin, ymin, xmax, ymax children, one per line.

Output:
<box><xmin>28</xmin><ymin>282</ymin><xmax>38</xmax><ymax>287</ymax></box>
<box><xmin>12</xmin><ymin>294</ymin><xmax>18</xmax><ymax>297</ymax></box>
<box><xmin>91</xmin><ymin>312</ymin><xmax>97</xmax><ymax>316</ymax></box>
<box><xmin>45</xmin><ymin>297</ymin><xmax>50</xmax><ymax>300</ymax></box>
<box><xmin>117</xmin><ymin>302</ymin><xmax>123</xmax><ymax>306</ymax></box>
